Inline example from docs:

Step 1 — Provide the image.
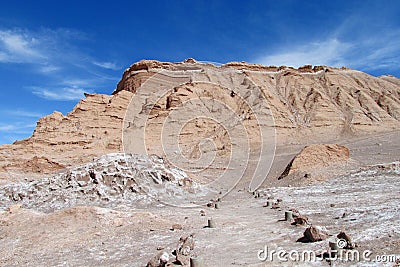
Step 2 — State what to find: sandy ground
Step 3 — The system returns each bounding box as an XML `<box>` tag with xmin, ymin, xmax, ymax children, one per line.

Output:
<box><xmin>0</xmin><ymin>131</ymin><xmax>399</xmax><ymax>266</ymax></box>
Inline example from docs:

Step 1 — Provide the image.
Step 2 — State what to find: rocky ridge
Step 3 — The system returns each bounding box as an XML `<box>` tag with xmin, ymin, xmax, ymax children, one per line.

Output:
<box><xmin>0</xmin><ymin>153</ymin><xmax>206</xmax><ymax>211</ymax></box>
<box><xmin>0</xmin><ymin>59</ymin><xmax>399</xmax><ymax>185</ymax></box>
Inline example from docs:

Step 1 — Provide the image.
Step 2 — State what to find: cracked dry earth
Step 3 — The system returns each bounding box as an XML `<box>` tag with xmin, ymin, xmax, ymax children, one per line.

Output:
<box><xmin>0</xmin><ymin>162</ymin><xmax>399</xmax><ymax>266</ymax></box>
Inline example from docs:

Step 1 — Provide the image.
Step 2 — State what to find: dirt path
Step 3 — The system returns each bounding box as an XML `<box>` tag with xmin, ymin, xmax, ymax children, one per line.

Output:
<box><xmin>1</xmin><ymin>162</ymin><xmax>398</xmax><ymax>266</ymax></box>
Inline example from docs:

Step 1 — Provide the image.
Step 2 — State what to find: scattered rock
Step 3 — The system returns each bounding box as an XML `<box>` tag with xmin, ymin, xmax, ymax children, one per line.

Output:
<box><xmin>159</xmin><ymin>252</ymin><xmax>169</xmax><ymax>265</ymax></box>
<box><xmin>271</xmin><ymin>199</ymin><xmax>282</xmax><ymax>209</ymax></box>
<box><xmin>175</xmin><ymin>234</ymin><xmax>195</xmax><ymax>266</ymax></box>
<box><xmin>337</xmin><ymin>232</ymin><xmax>355</xmax><ymax>249</ymax></box>
<box><xmin>147</xmin><ymin>251</ymin><xmax>169</xmax><ymax>267</ymax></box>
<box><xmin>171</xmin><ymin>224</ymin><xmax>183</xmax><ymax>231</ymax></box>
<box><xmin>292</xmin><ymin>215</ymin><xmax>309</xmax><ymax>226</ymax></box>
<box><xmin>297</xmin><ymin>226</ymin><xmax>329</xmax><ymax>243</ymax></box>
<box><xmin>289</xmin><ymin>208</ymin><xmax>300</xmax><ymax>217</ymax></box>
<box><xmin>271</xmin><ymin>202</ymin><xmax>280</xmax><ymax>209</ymax></box>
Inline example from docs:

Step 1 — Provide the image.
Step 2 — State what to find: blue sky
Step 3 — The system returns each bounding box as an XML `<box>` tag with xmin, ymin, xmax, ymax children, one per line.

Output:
<box><xmin>0</xmin><ymin>0</ymin><xmax>399</xmax><ymax>144</ymax></box>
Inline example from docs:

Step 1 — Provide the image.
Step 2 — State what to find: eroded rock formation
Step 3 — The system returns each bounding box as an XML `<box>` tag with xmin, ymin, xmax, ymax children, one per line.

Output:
<box><xmin>1</xmin><ymin>59</ymin><xmax>399</xmax><ymax>184</ymax></box>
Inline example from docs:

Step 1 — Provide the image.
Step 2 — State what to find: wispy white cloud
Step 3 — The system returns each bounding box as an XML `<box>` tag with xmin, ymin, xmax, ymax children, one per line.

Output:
<box><xmin>39</xmin><ymin>64</ymin><xmax>60</xmax><ymax>73</ymax></box>
<box><xmin>353</xmin><ymin>32</ymin><xmax>400</xmax><ymax>72</ymax></box>
<box><xmin>0</xmin><ymin>30</ymin><xmax>45</xmax><ymax>63</ymax></box>
<box><xmin>0</xmin><ymin>27</ymin><xmax>121</xmax><ymax>102</ymax></box>
<box><xmin>0</xmin><ymin>124</ymin><xmax>16</xmax><ymax>131</ymax></box>
<box><xmin>32</xmin><ymin>87</ymin><xmax>90</xmax><ymax>101</ymax></box>
<box><xmin>0</xmin><ymin>28</ymin><xmax>90</xmax><ymax>72</ymax></box>
<box><xmin>254</xmin><ymin>24</ymin><xmax>400</xmax><ymax>74</ymax></box>
<box><xmin>60</xmin><ymin>76</ymin><xmax>117</xmax><ymax>88</ymax></box>
<box><xmin>256</xmin><ymin>39</ymin><xmax>352</xmax><ymax>68</ymax></box>
<box><xmin>0</xmin><ymin>110</ymin><xmax>42</xmax><ymax>144</ymax></box>
<box><xmin>0</xmin><ymin>122</ymin><xmax>35</xmax><ymax>134</ymax></box>
<box><xmin>93</xmin><ymin>61</ymin><xmax>119</xmax><ymax>70</ymax></box>
<box><xmin>5</xmin><ymin>109</ymin><xmax>44</xmax><ymax>118</ymax></box>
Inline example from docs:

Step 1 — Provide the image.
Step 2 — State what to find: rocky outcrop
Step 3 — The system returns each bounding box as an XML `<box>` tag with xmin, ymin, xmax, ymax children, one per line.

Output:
<box><xmin>116</xmin><ymin>59</ymin><xmax>400</xmax><ymax>139</ymax></box>
<box><xmin>0</xmin><ymin>91</ymin><xmax>132</xmax><ymax>183</ymax></box>
<box><xmin>0</xmin><ymin>59</ymin><xmax>399</xmax><ymax>184</ymax></box>
<box><xmin>0</xmin><ymin>153</ymin><xmax>204</xmax><ymax>211</ymax></box>
<box><xmin>278</xmin><ymin>144</ymin><xmax>353</xmax><ymax>183</ymax></box>
<box><xmin>280</xmin><ymin>144</ymin><xmax>350</xmax><ymax>177</ymax></box>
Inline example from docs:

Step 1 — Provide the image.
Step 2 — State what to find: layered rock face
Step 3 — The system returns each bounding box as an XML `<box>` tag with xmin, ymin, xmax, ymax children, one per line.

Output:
<box><xmin>117</xmin><ymin>60</ymin><xmax>400</xmax><ymax>137</ymax></box>
<box><xmin>1</xmin><ymin>59</ymin><xmax>399</xmax><ymax>184</ymax></box>
<box><xmin>0</xmin><ymin>91</ymin><xmax>133</xmax><ymax>183</ymax></box>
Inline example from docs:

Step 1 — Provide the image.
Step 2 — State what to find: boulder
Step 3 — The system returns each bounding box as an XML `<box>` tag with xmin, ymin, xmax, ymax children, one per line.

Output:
<box><xmin>292</xmin><ymin>215</ymin><xmax>309</xmax><ymax>226</ymax></box>
<box><xmin>175</xmin><ymin>234</ymin><xmax>195</xmax><ymax>265</ymax></box>
<box><xmin>146</xmin><ymin>251</ymin><xmax>169</xmax><ymax>267</ymax></box>
<box><xmin>337</xmin><ymin>232</ymin><xmax>355</xmax><ymax>249</ymax></box>
<box><xmin>297</xmin><ymin>226</ymin><xmax>329</xmax><ymax>242</ymax></box>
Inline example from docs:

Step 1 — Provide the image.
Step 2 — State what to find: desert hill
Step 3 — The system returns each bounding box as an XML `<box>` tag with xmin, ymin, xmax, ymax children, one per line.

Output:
<box><xmin>0</xmin><ymin>59</ymin><xmax>399</xmax><ymax>186</ymax></box>
<box><xmin>1</xmin><ymin>59</ymin><xmax>400</xmax><ymax>266</ymax></box>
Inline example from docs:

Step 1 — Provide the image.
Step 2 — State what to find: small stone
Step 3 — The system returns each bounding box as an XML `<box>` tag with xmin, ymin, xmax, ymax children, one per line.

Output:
<box><xmin>7</xmin><ymin>204</ymin><xmax>22</xmax><ymax>213</ymax></box>
<box><xmin>289</xmin><ymin>208</ymin><xmax>300</xmax><ymax>216</ymax></box>
<box><xmin>171</xmin><ymin>224</ymin><xmax>183</xmax><ymax>231</ymax></box>
<box><xmin>337</xmin><ymin>232</ymin><xmax>355</xmax><ymax>249</ymax></box>
<box><xmin>271</xmin><ymin>203</ymin><xmax>280</xmax><ymax>209</ymax></box>
<box><xmin>147</xmin><ymin>251</ymin><xmax>168</xmax><ymax>267</ymax></box>
<box><xmin>292</xmin><ymin>215</ymin><xmax>309</xmax><ymax>226</ymax></box>
<box><xmin>112</xmin><ymin>218</ymin><xmax>124</xmax><ymax>227</ymax></box>
<box><xmin>159</xmin><ymin>252</ymin><xmax>169</xmax><ymax>264</ymax></box>
<box><xmin>175</xmin><ymin>234</ymin><xmax>195</xmax><ymax>266</ymax></box>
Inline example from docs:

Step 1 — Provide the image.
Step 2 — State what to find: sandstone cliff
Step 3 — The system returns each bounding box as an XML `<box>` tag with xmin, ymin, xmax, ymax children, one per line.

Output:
<box><xmin>1</xmin><ymin>59</ymin><xmax>399</xmax><ymax>184</ymax></box>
